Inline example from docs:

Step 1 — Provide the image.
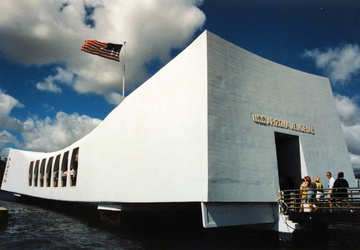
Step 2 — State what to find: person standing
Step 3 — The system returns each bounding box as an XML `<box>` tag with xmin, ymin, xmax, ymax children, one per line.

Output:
<box><xmin>314</xmin><ymin>177</ymin><xmax>324</xmax><ymax>211</ymax></box>
<box><xmin>70</xmin><ymin>167</ymin><xmax>76</xmax><ymax>186</ymax></box>
<box><xmin>62</xmin><ymin>170</ymin><xmax>67</xmax><ymax>187</ymax></box>
<box><xmin>327</xmin><ymin>172</ymin><xmax>335</xmax><ymax>189</ymax></box>
<box><xmin>299</xmin><ymin>179</ymin><xmax>309</xmax><ymax>212</ymax></box>
<box><xmin>333</xmin><ymin>172</ymin><xmax>353</xmax><ymax>212</ymax></box>
<box><xmin>327</xmin><ymin>172</ymin><xmax>335</xmax><ymax>212</ymax></box>
<box><xmin>304</xmin><ymin>176</ymin><xmax>315</xmax><ymax>203</ymax></box>
<box><xmin>53</xmin><ymin>170</ymin><xmax>58</xmax><ymax>187</ymax></box>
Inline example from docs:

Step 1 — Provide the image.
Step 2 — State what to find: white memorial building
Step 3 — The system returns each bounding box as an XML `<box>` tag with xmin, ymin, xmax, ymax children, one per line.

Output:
<box><xmin>2</xmin><ymin>31</ymin><xmax>355</xmax><ymax>234</ymax></box>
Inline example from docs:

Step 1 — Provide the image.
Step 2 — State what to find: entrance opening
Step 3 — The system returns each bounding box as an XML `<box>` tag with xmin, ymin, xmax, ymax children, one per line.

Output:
<box><xmin>275</xmin><ymin>132</ymin><xmax>301</xmax><ymax>191</ymax></box>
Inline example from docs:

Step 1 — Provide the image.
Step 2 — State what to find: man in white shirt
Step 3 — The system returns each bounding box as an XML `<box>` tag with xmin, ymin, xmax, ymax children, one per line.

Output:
<box><xmin>327</xmin><ymin>172</ymin><xmax>335</xmax><ymax>212</ymax></box>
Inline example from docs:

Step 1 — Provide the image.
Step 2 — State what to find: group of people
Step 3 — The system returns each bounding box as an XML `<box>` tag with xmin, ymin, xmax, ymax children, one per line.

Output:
<box><xmin>53</xmin><ymin>167</ymin><xmax>77</xmax><ymax>187</ymax></box>
<box><xmin>61</xmin><ymin>167</ymin><xmax>77</xmax><ymax>186</ymax></box>
<box><xmin>299</xmin><ymin>171</ymin><xmax>353</xmax><ymax>212</ymax></box>
<box><xmin>299</xmin><ymin>176</ymin><xmax>323</xmax><ymax>211</ymax></box>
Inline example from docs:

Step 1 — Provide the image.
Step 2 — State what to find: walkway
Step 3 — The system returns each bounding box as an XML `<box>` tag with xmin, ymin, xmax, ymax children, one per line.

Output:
<box><xmin>279</xmin><ymin>187</ymin><xmax>360</xmax><ymax>223</ymax></box>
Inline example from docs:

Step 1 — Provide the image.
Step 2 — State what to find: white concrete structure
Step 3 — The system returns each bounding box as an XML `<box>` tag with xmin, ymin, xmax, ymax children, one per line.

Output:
<box><xmin>1</xmin><ymin>31</ymin><xmax>355</xmax><ymax>235</ymax></box>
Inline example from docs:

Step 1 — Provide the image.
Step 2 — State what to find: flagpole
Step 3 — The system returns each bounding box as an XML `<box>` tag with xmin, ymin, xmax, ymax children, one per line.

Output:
<box><xmin>122</xmin><ymin>41</ymin><xmax>126</xmax><ymax>100</ymax></box>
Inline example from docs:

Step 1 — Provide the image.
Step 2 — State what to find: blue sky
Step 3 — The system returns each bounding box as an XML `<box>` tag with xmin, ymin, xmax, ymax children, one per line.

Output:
<box><xmin>1</xmin><ymin>0</ymin><xmax>360</xmax><ymax>171</ymax></box>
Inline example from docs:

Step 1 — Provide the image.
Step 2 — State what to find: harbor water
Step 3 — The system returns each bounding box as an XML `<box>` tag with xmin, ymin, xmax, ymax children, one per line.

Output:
<box><xmin>1</xmin><ymin>191</ymin><xmax>360</xmax><ymax>249</ymax></box>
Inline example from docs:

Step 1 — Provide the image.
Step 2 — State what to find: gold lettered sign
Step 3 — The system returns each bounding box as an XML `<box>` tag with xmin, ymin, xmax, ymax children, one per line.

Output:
<box><xmin>252</xmin><ymin>114</ymin><xmax>315</xmax><ymax>135</ymax></box>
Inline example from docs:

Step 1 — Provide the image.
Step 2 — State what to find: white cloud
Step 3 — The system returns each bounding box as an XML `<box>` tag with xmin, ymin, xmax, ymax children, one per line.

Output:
<box><xmin>335</xmin><ymin>95</ymin><xmax>360</xmax><ymax>169</ymax></box>
<box><xmin>36</xmin><ymin>67</ymin><xmax>75</xmax><ymax>93</ymax></box>
<box><xmin>105</xmin><ymin>91</ymin><xmax>123</xmax><ymax>106</ymax></box>
<box><xmin>350</xmin><ymin>153</ymin><xmax>360</xmax><ymax>171</ymax></box>
<box><xmin>0</xmin><ymin>1</ymin><xmax>86</xmax><ymax>64</ymax></box>
<box><xmin>335</xmin><ymin>95</ymin><xmax>359</xmax><ymax>126</ymax></box>
<box><xmin>0</xmin><ymin>130</ymin><xmax>21</xmax><ymax>157</ymax></box>
<box><xmin>0</xmin><ymin>90</ymin><xmax>101</xmax><ymax>155</ymax></box>
<box><xmin>22</xmin><ymin>112</ymin><xmax>101</xmax><ymax>152</ymax></box>
<box><xmin>303</xmin><ymin>44</ymin><xmax>360</xmax><ymax>83</ymax></box>
<box><xmin>0</xmin><ymin>89</ymin><xmax>24</xmax><ymax>131</ymax></box>
<box><xmin>0</xmin><ymin>89</ymin><xmax>23</xmax><ymax>156</ymax></box>
<box><xmin>0</xmin><ymin>0</ymin><xmax>206</xmax><ymax>103</ymax></box>
<box><xmin>36</xmin><ymin>82</ymin><xmax>62</xmax><ymax>93</ymax></box>
<box><xmin>342</xmin><ymin>123</ymin><xmax>360</xmax><ymax>156</ymax></box>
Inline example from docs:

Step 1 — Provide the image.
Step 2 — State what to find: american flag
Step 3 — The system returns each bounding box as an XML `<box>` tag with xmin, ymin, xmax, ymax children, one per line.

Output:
<box><xmin>81</xmin><ymin>40</ymin><xmax>122</xmax><ymax>62</ymax></box>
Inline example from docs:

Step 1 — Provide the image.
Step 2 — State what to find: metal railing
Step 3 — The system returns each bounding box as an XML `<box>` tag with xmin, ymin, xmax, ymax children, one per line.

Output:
<box><xmin>279</xmin><ymin>188</ymin><xmax>360</xmax><ymax>214</ymax></box>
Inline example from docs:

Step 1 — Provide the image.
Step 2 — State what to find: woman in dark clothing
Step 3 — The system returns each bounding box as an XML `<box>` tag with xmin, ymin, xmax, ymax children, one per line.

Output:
<box><xmin>333</xmin><ymin>172</ymin><xmax>353</xmax><ymax>212</ymax></box>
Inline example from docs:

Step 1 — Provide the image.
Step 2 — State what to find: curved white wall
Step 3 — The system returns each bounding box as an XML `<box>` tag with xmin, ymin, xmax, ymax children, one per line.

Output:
<box><xmin>2</xmin><ymin>32</ymin><xmax>209</xmax><ymax>203</ymax></box>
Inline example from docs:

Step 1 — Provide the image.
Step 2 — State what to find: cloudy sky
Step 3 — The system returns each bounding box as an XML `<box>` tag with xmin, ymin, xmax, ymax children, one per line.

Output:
<box><xmin>1</xmin><ymin>0</ymin><xmax>360</xmax><ymax>171</ymax></box>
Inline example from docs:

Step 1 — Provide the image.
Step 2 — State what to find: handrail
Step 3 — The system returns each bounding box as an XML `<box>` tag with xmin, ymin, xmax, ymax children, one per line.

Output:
<box><xmin>279</xmin><ymin>187</ymin><xmax>360</xmax><ymax>214</ymax></box>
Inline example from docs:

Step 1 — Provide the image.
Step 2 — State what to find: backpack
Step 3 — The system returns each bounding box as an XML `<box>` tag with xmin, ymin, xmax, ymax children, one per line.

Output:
<box><xmin>315</xmin><ymin>182</ymin><xmax>323</xmax><ymax>191</ymax></box>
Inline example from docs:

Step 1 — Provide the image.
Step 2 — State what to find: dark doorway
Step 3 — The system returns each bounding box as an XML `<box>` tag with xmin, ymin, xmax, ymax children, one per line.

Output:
<box><xmin>275</xmin><ymin>132</ymin><xmax>301</xmax><ymax>191</ymax></box>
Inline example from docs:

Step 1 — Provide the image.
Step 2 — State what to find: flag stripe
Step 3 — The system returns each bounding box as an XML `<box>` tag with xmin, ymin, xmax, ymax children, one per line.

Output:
<box><xmin>81</xmin><ymin>40</ymin><xmax>122</xmax><ymax>62</ymax></box>
<box><xmin>81</xmin><ymin>47</ymin><xmax>120</xmax><ymax>61</ymax></box>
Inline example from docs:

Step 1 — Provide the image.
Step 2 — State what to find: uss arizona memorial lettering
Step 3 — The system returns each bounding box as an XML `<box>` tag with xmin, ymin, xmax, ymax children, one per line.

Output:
<box><xmin>252</xmin><ymin>114</ymin><xmax>315</xmax><ymax>135</ymax></box>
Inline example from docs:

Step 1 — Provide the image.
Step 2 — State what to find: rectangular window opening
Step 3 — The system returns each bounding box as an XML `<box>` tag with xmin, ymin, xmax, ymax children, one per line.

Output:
<box><xmin>28</xmin><ymin>161</ymin><xmax>34</xmax><ymax>186</ymax></box>
<box><xmin>40</xmin><ymin>159</ymin><xmax>46</xmax><ymax>187</ymax></box>
<box><xmin>53</xmin><ymin>155</ymin><xmax>61</xmax><ymax>187</ymax></box>
<box><xmin>70</xmin><ymin>147</ymin><xmax>79</xmax><ymax>187</ymax></box>
<box><xmin>61</xmin><ymin>151</ymin><xmax>69</xmax><ymax>187</ymax></box>
<box><xmin>34</xmin><ymin>160</ymin><xmax>40</xmax><ymax>187</ymax></box>
<box><xmin>46</xmin><ymin>157</ymin><xmax>54</xmax><ymax>187</ymax></box>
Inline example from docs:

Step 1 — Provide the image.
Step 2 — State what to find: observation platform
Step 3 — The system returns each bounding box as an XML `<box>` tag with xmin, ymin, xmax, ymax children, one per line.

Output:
<box><xmin>279</xmin><ymin>188</ymin><xmax>360</xmax><ymax>224</ymax></box>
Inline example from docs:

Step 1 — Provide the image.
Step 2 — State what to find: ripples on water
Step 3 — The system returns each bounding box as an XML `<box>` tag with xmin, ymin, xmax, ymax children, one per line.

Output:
<box><xmin>1</xmin><ymin>191</ymin><xmax>360</xmax><ymax>249</ymax></box>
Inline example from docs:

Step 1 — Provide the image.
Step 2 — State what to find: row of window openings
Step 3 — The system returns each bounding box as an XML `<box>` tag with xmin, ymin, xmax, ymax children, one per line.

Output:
<box><xmin>28</xmin><ymin>147</ymin><xmax>79</xmax><ymax>188</ymax></box>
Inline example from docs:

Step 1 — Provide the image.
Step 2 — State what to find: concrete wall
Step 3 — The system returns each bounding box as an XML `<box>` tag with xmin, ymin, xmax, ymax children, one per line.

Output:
<box><xmin>207</xmin><ymin>31</ymin><xmax>354</xmax><ymax>202</ymax></box>
<box><xmin>80</xmin><ymin>31</ymin><xmax>209</xmax><ymax>202</ymax></box>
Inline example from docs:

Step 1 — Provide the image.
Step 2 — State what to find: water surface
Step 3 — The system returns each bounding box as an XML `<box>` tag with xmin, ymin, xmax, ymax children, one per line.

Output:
<box><xmin>1</xmin><ymin>191</ymin><xmax>360</xmax><ymax>249</ymax></box>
